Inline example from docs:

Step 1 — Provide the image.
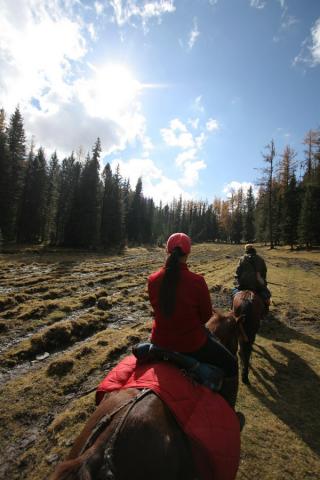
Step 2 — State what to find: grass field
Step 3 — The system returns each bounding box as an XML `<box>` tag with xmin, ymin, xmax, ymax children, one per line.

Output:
<box><xmin>0</xmin><ymin>243</ymin><xmax>319</xmax><ymax>479</ymax></box>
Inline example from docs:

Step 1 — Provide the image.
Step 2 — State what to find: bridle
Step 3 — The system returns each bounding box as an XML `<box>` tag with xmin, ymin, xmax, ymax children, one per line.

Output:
<box><xmin>78</xmin><ymin>388</ymin><xmax>151</xmax><ymax>479</ymax></box>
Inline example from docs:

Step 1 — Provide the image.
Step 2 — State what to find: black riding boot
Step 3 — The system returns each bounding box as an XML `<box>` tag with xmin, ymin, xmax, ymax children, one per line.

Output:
<box><xmin>220</xmin><ymin>374</ymin><xmax>238</xmax><ymax>409</ymax></box>
<box><xmin>220</xmin><ymin>375</ymin><xmax>245</xmax><ymax>431</ymax></box>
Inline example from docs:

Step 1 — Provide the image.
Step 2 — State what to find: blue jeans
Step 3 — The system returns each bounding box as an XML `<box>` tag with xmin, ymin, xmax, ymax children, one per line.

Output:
<box><xmin>186</xmin><ymin>334</ymin><xmax>238</xmax><ymax>377</ymax></box>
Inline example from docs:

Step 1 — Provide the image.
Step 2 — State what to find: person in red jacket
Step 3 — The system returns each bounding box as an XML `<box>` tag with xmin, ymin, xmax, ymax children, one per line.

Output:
<box><xmin>148</xmin><ymin>232</ymin><xmax>237</xmax><ymax>379</ymax></box>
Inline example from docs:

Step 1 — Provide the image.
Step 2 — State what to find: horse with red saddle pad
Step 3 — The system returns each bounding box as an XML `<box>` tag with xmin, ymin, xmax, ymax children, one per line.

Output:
<box><xmin>51</xmin><ymin>310</ymin><xmax>245</xmax><ymax>480</ymax></box>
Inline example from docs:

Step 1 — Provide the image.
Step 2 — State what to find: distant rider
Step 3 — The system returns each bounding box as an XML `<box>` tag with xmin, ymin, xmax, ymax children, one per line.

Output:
<box><xmin>234</xmin><ymin>244</ymin><xmax>271</xmax><ymax>312</ymax></box>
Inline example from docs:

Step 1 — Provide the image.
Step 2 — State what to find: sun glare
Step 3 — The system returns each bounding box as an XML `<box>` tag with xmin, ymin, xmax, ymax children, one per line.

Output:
<box><xmin>80</xmin><ymin>64</ymin><xmax>141</xmax><ymax>118</ymax></box>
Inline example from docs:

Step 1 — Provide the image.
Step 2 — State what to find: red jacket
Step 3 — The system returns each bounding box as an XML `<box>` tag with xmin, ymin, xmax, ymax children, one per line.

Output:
<box><xmin>148</xmin><ymin>263</ymin><xmax>212</xmax><ymax>352</ymax></box>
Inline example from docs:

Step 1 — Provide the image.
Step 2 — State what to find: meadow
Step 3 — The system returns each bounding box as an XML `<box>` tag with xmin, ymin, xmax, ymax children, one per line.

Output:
<box><xmin>0</xmin><ymin>243</ymin><xmax>319</xmax><ymax>479</ymax></box>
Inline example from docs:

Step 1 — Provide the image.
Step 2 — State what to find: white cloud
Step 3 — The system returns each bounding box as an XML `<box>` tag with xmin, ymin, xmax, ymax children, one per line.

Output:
<box><xmin>27</xmin><ymin>94</ymin><xmax>146</xmax><ymax>158</ymax></box>
<box><xmin>170</xmin><ymin>118</ymin><xmax>188</xmax><ymax>132</ymax></box>
<box><xmin>188</xmin><ymin>17</ymin><xmax>200</xmax><ymax>50</ymax></box>
<box><xmin>0</xmin><ymin>0</ymin><xmax>86</xmax><ymax>114</ymax></box>
<box><xmin>109</xmin><ymin>0</ymin><xmax>175</xmax><ymax>31</ymax></box>
<box><xmin>94</xmin><ymin>1</ymin><xmax>104</xmax><ymax>15</ymax></box>
<box><xmin>161</xmin><ymin>119</ymin><xmax>195</xmax><ymax>149</ymax></box>
<box><xmin>176</xmin><ymin>148</ymin><xmax>197</xmax><ymax>166</ymax></box>
<box><xmin>195</xmin><ymin>132</ymin><xmax>207</xmax><ymax>149</ymax></box>
<box><xmin>249</xmin><ymin>0</ymin><xmax>266</xmax><ymax>9</ymax></box>
<box><xmin>188</xmin><ymin>117</ymin><xmax>200</xmax><ymax>129</ymax></box>
<box><xmin>293</xmin><ymin>17</ymin><xmax>320</xmax><ymax>67</ymax></box>
<box><xmin>111</xmin><ymin>157</ymin><xmax>191</xmax><ymax>204</ymax></box>
<box><xmin>206</xmin><ymin>118</ymin><xmax>220</xmax><ymax>132</ymax></box>
<box><xmin>87</xmin><ymin>23</ymin><xmax>97</xmax><ymax>40</ymax></box>
<box><xmin>194</xmin><ymin>95</ymin><xmax>205</xmax><ymax>113</ymax></box>
<box><xmin>0</xmin><ymin>1</ymin><xmax>152</xmax><ymax>158</ymax></box>
<box><xmin>141</xmin><ymin>135</ymin><xmax>154</xmax><ymax>157</ymax></box>
<box><xmin>223</xmin><ymin>181</ymin><xmax>257</xmax><ymax>198</ymax></box>
<box><xmin>179</xmin><ymin>160</ymin><xmax>206</xmax><ymax>187</ymax></box>
<box><xmin>281</xmin><ymin>15</ymin><xmax>298</xmax><ymax>31</ymax></box>
<box><xmin>161</xmin><ymin>111</ymin><xmax>221</xmax><ymax>190</ymax></box>
<box><xmin>310</xmin><ymin>18</ymin><xmax>320</xmax><ymax>65</ymax></box>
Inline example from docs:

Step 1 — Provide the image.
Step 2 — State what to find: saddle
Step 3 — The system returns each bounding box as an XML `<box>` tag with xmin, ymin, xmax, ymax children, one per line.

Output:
<box><xmin>132</xmin><ymin>342</ymin><xmax>224</xmax><ymax>393</ymax></box>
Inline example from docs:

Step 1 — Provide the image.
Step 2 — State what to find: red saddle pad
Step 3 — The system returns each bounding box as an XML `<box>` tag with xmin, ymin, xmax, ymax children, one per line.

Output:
<box><xmin>96</xmin><ymin>355</ymin><xmax>240</xmax><ymax>480</ymax></box>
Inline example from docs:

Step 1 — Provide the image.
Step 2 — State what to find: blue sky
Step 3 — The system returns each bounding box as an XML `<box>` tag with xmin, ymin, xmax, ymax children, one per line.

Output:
<box><xmin>0</xmin><ymin>0</ymin><xmax>319</xmax><ymax>203</ymax></box>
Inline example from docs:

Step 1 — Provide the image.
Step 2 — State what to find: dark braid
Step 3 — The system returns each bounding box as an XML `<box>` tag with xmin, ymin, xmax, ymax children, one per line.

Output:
<box><xmin>159</xmin><ymin>247</ymin><xmax>184</xmax><ymax>317</ymax></box>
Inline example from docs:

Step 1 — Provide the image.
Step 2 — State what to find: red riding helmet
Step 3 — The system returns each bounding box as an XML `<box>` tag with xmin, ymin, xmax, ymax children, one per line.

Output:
<box><xmin>166</xmin><ymin>233</ymin><xmax>191</xmax><ymax>255</ymax></box>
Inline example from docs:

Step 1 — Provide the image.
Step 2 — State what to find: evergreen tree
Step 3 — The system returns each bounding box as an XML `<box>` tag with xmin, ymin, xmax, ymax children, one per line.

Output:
<box><xmin>272</xmin><ymin>184</ymin><xmax>282</xmax><ymax>246</ymax></box>
<box><xmin>121</xmin><ymin>178</ymin><xmax>131</xmax><ymax>241</ymax></box>
<box><xmin>18</xmin><ymin>147</ymin><xmax>48</xmax><ymax>242</ymax></box>
<box><xmin>142</xmin><ymin>197</ymin><xmax>155</xmax><ymax>243</ymax></box>
<box><xmin>243</xmin><ymin>186</ymin><xmax>255</xmax><ymax>242</ymax></box>
<box><xmin>230</xmin><ymin>190</ymin><xmax>244</xmax><ymax>244</ymax></box>
<box><xmin>173</xmin><ymin>196</ymin><xmax>182</xmax><ymax>232</ymax></box>
<box><xmin>255</xmin><ymin>188</ymin><xmax>268</xmax><ymax>244</ymax></box>
<box><xmin>282</xmin><ymin>174</ymin><xmax>299</xmax><ymax>249</ymax></box>
<box><xmin>101</xmin><ymin>163</ymin><xmax>124</xmax><ymax>249</ymax></box>
<box><xmin>66</xmin><ymin>138</ymin><xmax>101</xmax><ymax>248</ymax></box>
<box><xmin>203</xmin><ymin>204</ymin><xmax>217</xmax><ymax>241</ymax></box>
<box><xmin>44</xmin><ymin>152</ymin><xmax>60</xmax><ymax>244</ymax></box>
<box><xmin>127</xmin><ymin>177</ymin><xmax>143</xmax><ymax>243</ymax></box>
<box><xmin>0</xmin><ymin>109</ymin><xmax>9</xmax><ymax>238</ymax></box>
<box><xmin>18</xmin><ymin>142</ymin><xmax>35</xmax><ymax>242</ymax></box>
<box><xmin>56</xmin><ymin>153</ymin><xmax>81</xmax><ymax>245</ymax></box>
<box><xmin>5</xmin><ymin>107</ymin><xmax>26</xmax><ymax>240</ymax></box>
<box><xmin>180</xmin><ymin>202</ymin><xmax>189</xmax><ymax>235</ymax></box>
<box><xmin>219</xmin><ymin>200</ymin><xmax>232</xmax><ymax>242</ymax></box>
<box><xmin>298</xmin><ymin>184</ymin><xmax>319</xmax><ymax>248</ymax></box>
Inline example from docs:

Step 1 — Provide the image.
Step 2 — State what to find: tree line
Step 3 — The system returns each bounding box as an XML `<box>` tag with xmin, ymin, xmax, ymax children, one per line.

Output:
<box><xmin>0</xmin><ymin>107</ymin><xmax>319</xmax><ymax>249</ymax></box>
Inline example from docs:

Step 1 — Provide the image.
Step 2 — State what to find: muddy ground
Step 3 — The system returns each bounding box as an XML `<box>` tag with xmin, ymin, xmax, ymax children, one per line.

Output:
<box><xmin>0</xmin><ymin>244</ymin><xmax>319</xmax><ymax>479</ymax></box>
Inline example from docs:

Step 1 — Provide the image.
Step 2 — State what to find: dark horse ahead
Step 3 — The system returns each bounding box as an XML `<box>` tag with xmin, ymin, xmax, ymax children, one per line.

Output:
<box><xmin>51</xmin><ymin>310</ymin><xmax>244</xmax><ymax>480</ymax></box>
<box><xmin>232</xmin><ymin>290</ymin><xmax>266</xmax><ymax>385</ymax></box>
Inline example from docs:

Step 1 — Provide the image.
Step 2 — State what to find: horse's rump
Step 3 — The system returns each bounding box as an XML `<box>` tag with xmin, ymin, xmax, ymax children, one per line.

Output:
<box><xmin>96</xmin><ymin>354</ymin><xmax>240</xmax><ymax>480</ymax></box>
<box><xmin>233</xmin><ymin>290</ymin><xmax>263</xmax><ymax>342</ymax></box>
<box><xmin>232</xmin><ymin>290</ymin><xmax>265</xmax><ymax>384</ymax></box>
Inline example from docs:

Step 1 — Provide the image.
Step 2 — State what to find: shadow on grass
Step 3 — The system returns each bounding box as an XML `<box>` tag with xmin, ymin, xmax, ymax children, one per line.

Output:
<box><xmin>259</xmin><ymin>312</ymin><xmax>320</xmax><ymax>350</ymax></box>
<box><xmin>249</xmin><ymin>343</ymin><xmax>320</xmax><ymax>455</ymax></box>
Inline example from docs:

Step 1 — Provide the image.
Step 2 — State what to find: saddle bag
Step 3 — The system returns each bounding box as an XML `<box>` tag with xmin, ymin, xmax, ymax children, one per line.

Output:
<box><xmin>132</xmin><ymin>342</ymin><xmax>224</xmax><ymax>393</ymax></box>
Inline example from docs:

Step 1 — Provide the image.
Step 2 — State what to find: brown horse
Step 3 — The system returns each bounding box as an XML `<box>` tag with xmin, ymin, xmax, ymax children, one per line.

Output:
<box><xmin>232</xmin><ymin>290</ymin><xmax>266</xmax><ymax>385</ymax></box>
<box><xmin>51</xmin><ymin>310</ymin><xmax>244</xmax><ymax>480</ymax></box>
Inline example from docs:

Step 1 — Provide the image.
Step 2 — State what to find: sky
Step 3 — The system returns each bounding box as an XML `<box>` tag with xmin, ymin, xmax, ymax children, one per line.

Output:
<box><xmin>0</xmin><ymin>0</ymin><xmax>319</xmax><ymax>204</ymax></box>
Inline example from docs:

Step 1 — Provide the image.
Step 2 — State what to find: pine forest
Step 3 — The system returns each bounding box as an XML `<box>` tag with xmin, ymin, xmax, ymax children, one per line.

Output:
<box><xmin>0</xmin><ymin>107</ymin><xmax>319</xmax><ymax>250</ymax></box>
